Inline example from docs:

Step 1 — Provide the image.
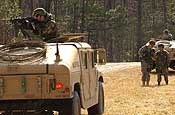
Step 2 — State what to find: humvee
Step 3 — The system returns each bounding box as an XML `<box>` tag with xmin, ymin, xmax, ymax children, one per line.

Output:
<box><xmin>154</xmin><ymin>40</ymin><xmax>175</xmax><ymax>69</ymax></box>
<box><xmin>0</xmin><ymin>34</ymin><xmax>106</xmax><ymax>115</ymax></box>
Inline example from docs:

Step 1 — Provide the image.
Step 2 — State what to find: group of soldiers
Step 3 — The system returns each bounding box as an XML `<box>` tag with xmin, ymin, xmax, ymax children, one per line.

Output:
<box><xmin>138</xmin><ymin>30</ymin><xmax>172</xmax><ymax>86</ymax></box>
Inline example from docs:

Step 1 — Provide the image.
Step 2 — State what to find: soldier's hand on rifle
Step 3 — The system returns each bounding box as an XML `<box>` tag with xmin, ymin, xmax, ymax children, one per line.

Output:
<box><xmin>10</xmin><ymin>18</ymin><xmax>23</xmax><ymax>26</ymax></box>
<box><xmin>10</xmin><ymin>17</ymin><xmax>37</xmax><ymax>30</ymax></box>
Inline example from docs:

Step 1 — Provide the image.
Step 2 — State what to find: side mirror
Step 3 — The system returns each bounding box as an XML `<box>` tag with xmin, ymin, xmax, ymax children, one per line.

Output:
<box><xmin>94</xmin><ymin>48</ymin><xmax>107</xmax><ymax>65</ymax></box>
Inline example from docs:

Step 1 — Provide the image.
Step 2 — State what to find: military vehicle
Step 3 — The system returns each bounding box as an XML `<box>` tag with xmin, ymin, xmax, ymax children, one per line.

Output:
<box><xmin>0</xmin><ymin>32</ymin><xmax>106</xmax><ymax>115</ymax></box>
<box><xmin>154</xmin><ymin>40</ymin><xmax>175</xmax><ymax>69</ymax></box>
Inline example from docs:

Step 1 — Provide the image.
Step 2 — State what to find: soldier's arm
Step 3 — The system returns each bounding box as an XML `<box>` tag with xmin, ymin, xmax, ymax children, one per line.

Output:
<box><xmin>42</xmin><ymin>20</ymin><xmax>57</xmax><ymax>35</ymax></box>
<box><xmin>166</xmin><ymin>52</ymin><xmax>170</xmax><ymax>66</ymax></box>
<box><xmin>11</xmin><ymin>17</ymin><xmax>36</xmax><ymax>30</ymax></box>
<box><xmin>155</xmin><ymin>52</ymin><xmax>158</xmax><ymax>63</ymax></box>
<box><xmin>151</xmin><ymin>48</ymin><xmax>156</xmax><ymax>61</ymax></box>
<box><xmin>138</xmin><ymin>46</ymin><xmax>146</xmax><ymax>60</ymax></box>
<box><xmin>169</xmin><ymin>33</ymin><xmax>173</xmax><ymax>40</ymax></box>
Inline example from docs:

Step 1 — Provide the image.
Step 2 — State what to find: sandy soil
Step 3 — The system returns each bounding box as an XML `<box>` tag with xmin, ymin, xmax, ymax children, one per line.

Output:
<box><xmin>103</xmin><ymin>65</ymin><xmax>175</xmax><ymax>115</ymax></box>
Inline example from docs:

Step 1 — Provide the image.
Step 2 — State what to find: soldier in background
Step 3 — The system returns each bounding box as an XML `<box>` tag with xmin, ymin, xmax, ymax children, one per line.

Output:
<box><xmin>138</xmin><ymin>40</ymin><xmax>156</xmax><ymax>86</ymax></box>
<box><xmin>161</xmin><ymin>29</ymin><xmax>173</xmax><ymax>41</ymax></box>
<box><xmin>155</xmin><ymin>44</ymin><xmax>169</xmax><ymax>86</ymax></box>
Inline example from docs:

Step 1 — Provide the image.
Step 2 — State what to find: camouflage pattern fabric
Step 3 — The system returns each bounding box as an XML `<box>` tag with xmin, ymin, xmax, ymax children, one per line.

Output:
<box><xmin>140</xmin><ymin>60</ymin><xmax>151</xmax><ymax>83</ymax></box>
<box><xmin>11</xmin><ymin>16</ymin><xmax>58</xmax><ymax>41</ymax></box>
<box><xmin>138</xmin><ymin>45</ymin><xmax>155</xmax><ymax>83</ymax></box>
<box><xmin>33</xmin><ymin>20</ymin><xmax>58</xmax><ymax>41</ymax></box>
<box><xmin>162</xmin><ymin>33</ymin><xmax>173</xmax><ymax>41</ymax></box>
<box><xmin>155</xmin><ymin>50</ymin><xmax>169</xmax><ymax>83</ymax></box>
<box><xmin>32</xmin><ymin>8</ymin><xmax>47</xmax><ymax>17</ymax></box>
<box><xmin>138</xmin><ymin>45</ymin><xmax>155</xmax><ymax>65</ymax></box>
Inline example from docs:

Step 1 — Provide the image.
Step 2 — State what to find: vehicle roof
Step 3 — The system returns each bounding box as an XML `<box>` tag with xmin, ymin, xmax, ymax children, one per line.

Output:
<box><xmin>47</xmin><ymin>42</ymin><xmax>91</xmax><ymax>49</ymax></box>
<box><xmin>44</xmin><ymin>42</ymin><xmax>92</xmax><ymax>67</ymax></box>
<box><xmin>155</xmin><ymin>40</ymin><xmax>175</xmax><ymax>48</ymax></box>
<box><xmin>0</xmin><ymin>42</ymin><xmax>92</xmax><ymax>66</ymax></box>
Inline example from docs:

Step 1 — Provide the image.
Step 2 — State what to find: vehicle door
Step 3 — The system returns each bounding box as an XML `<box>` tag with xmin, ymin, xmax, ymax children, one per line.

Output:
<box><xmin>88</xmin><ymin>50</ymin><xmax>98</xmax><ymax>98</ymax></box>
<box><xmin>80</xmin><ymin>50</ymin><xmax>91</xmax><ymax>101</ymax></box>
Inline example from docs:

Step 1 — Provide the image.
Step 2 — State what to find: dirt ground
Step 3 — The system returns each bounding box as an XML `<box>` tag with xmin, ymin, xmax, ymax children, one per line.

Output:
<box><xmin>103</xmin><ymin>65</ymin><xmax>175</xmax><ymax>115</ymax></box>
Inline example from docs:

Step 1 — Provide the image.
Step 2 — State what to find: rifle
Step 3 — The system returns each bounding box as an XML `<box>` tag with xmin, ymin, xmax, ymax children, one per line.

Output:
<box><xmin>11</xmin><ymin>17</ymin><xmax>37</xmax><ymax>28</ymax></box>
<box><xmin>10</xmin><ymin>17</ymin><xmax>38</xmax><ymax>38</ymax></box>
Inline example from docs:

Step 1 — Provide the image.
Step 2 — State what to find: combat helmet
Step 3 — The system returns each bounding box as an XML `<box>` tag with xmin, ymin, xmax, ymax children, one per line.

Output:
<box><xmin>32</xmin><ymin>8</ymin><xmax>47</xmax><ymax>17</ymax></box>
<box><xmin>158</xmin><ymin>44</ymin><xmax>164</xmax><ymax>48</ymax></box>
<box><xmin>163</xmin><ymin>29</ymin><xmax>169</xmax><ymax>34</ymax></box>
<box><xmin>148</xmin><ymin>40</ymin><xmax>155</xmax><ymax>46</ymax></box>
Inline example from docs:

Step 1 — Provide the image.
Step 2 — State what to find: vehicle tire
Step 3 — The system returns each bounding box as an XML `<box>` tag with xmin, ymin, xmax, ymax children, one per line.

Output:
<box><xmin>59</xmin><ymin>91</ymin><xmax>81</xmax><ymax>115</ymax></box>
<box><xmin>88</xmin><ymin>82</ymin><xmax>104</xmax><ymax>115</ymax></box>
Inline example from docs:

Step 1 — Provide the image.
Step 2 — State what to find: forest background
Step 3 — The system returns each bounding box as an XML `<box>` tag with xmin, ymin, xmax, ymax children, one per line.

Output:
<box><xmin>0</xmin><ymin>0</ymin><xmax>175</xmax><ymax>62</ymax></box>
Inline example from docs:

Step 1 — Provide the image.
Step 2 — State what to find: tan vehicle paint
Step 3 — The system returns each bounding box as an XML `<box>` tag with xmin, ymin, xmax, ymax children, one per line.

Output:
<box><xmin>0</xmin><ymin>41</ymin><xmax>106</xmax><ymax>114</ymax></box>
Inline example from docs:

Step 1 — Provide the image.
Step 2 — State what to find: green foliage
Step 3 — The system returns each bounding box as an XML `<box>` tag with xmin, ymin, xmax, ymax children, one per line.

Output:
<box><xmin>59</xmin><ymin>0</ymin><xmax>80</xmax><ymax>32</ymax></box>
<box><xmin>54</xmin><ymin>0</ymin><xmax>128</xmax><ymax>41</ymax></box>
<box><xmin>141</xmin><ymin>1</ymin><xmax>165</xmax><ymax>40</ymax></box>
<box><xmin>86</xmin><ymin>2</ymin><xmax>105</xmax><ymax>17</ymax></box>
<box><xmin>1</xmin><ymin>0</ymin><xmax>174</xmax><ymax>61</ymax></box>
<box><xmin>85</xmin><ymin>3</ymin><xmax>105</xmax><ymax>30</ymax></box>
<box><xmin>0</xmin><ymin>0</ymin><xmax>21</xmax><ymax>19</ymax></box>
<box><xmin>168</xmin><ymin>0</ymin><xmax>175</xmax><ymax>20</ymax></box>
<box><xmin>0</xmin><ymin>0</ymin><xmax>21</xmax><ymax>44</ymax></box>
<box><xmin>106</xmin><ymin>5</ymin><xmax>128</xmax><ymax>34</ymax></box>
<box><xmin>53</xmin><ymin>0</ymin><xmax>129</xmax><ymax>61</ymax></box>
<box><xmin>167</xmin><ymin>0</ymin><xmax>175</xmax><ymax>36</ymax></box>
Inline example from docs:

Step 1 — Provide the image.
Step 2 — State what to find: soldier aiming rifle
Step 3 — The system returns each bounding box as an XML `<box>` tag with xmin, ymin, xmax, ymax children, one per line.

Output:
<box><xmin>10</xmin><ymin>8</ymin><xmax>58</xmax><ymax>41</ymax></box>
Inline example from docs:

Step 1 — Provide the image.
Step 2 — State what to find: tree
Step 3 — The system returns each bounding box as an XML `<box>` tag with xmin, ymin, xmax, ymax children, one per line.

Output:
<box><xmin>167</xmin><ymin>0</ymin><xmax>175</xmax><ymax>35</ymax></box>
<box><xmin>0</xmin><ymin>0</ymin><xmax>21</xmax><ymax>44</ymax></box>
<box><xmin>1</xmin><ymin>0</ymin><xmax>173</xmax><ymax>62</ymax></box>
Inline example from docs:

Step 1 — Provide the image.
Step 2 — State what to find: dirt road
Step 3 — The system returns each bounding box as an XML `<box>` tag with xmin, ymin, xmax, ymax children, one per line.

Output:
<box><xmin>102</xmin><ymin>62</ymin><xmax>175</xmax><ymax>115</ymax></box>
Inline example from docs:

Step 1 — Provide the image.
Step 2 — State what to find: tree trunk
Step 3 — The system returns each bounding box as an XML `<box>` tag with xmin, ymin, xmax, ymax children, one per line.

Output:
<box><xmin>163</xmin><ymin>0</ymin><xmax>167</xmax><ymax>28</ymax></box>
<box><xmin>81</xmin><ymin>0</ymin><xmax>85</xmax><ymax>32</ymax></box>
<box><xmin>136</xmin><ymin>0</ymin><xmax>142</xmax><ymax>61</ymax></box>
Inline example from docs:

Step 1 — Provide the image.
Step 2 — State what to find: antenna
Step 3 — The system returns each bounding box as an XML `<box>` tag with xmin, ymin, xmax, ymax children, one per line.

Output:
<box><xmin>55</xmin><ymin>43</ymin><xmax>61</xmax><ymax>62</ymax></box>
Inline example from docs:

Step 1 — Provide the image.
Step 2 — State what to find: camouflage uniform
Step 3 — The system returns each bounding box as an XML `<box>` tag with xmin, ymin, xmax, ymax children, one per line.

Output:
<box><xmin>32</xmin><ymin>8</ymin><xmax>58</xmax><ymax>41</ymax></box>
<box><xmin>162</xmin><ymin>29</ymin><xmax>173</xmax><ymax>41</ymax></box>
<box><xmin>155</xmin><ymin>44</ymin><xmax>169</xmax><ymax>85</ymax></box>
<box><xmin>11</xmin><ymin>8</ymin><xmax>58</xmax><ymax>41</ymax></box>
<box><xmin>32</xmin><ymin>19</ymin><xmax>57</xmax><ymax>41</ymax></box>
<box><xmin>138</xmin><ymin>43</ymin><xmax>155</xmax><ymax>86</ymax></box>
